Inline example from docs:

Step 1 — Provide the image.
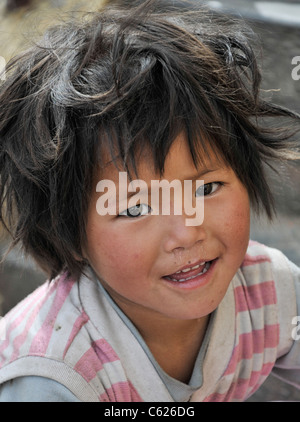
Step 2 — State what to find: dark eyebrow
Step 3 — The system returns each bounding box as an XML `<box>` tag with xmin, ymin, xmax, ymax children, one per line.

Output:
<box><xmin>188</xmin><ymin>166</ymin><xmax>226</xmax><ymax>180</ymax></box>
<box><xmin>116</xmin><ymin>166</ymin><xmax>226</xmax><ymax>201</ymax></box>
<box><xmin>126</xmin><ymin>186</ymin><xmax>149</xmax><ymax>200</ymax></box>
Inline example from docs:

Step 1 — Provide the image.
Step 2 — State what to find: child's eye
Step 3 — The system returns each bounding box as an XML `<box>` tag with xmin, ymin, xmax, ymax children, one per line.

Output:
<box><xmin>119</xmin><ymin>204</ymin><xmax>152</xmax><ymax>218</ymax></box>
<box><xmin>195</xmin><ymin>182</ymin><xmax>222</xmax><ymax>197</ymax></box>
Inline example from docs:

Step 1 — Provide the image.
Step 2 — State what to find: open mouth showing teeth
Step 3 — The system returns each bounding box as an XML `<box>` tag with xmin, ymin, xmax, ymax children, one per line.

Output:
<box><xmin>163</xmin><ymin>260</ymin><xmax>213</xmax><ymax>283</ymax></box>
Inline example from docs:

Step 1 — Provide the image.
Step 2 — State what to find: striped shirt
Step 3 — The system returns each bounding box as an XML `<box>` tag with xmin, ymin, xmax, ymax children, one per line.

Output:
<box><xmin>0</xmin><ymin>241</ymin><xmax>299</xmax><ymax>402</ymax></box>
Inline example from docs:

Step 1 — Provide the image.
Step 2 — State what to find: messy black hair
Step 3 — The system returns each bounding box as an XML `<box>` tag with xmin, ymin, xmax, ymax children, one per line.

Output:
<box><xmin>0</xmin><ymin>0</ymin><xmax>299</xmax><ymax>280</ymax></box>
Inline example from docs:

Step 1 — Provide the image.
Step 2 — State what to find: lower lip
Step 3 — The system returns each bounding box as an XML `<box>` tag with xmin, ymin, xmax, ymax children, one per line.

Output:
<box><xmin>162</xmin><ymin>259</ymin><xmax>218</xmax><ymax>291</ymax></box>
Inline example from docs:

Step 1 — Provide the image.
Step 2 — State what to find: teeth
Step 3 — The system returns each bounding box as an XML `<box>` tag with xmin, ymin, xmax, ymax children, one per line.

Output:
<box><xmin>182</xmin><ymin>267</ymin><xmax>194</xmax><ymax>273</ymax></box>
<box><xmin>176</xmin><ymin>262</ymin><xmax>206</xmax><ymax>274</ymax></box>
<box><xmin>168</xmin><ymin>261</ymin><xmax>211</xmax><ymax>282</ymax></box>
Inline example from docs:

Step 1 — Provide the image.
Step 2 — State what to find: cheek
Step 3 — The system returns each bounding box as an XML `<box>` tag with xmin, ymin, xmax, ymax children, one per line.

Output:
<box><xmin>88</xmin><ymin>228</ymin><xmax>131</xmax><ymax>271</ymax></box>
<box><xmin>210</xmin><ymin>186</ymin><xmax>250</xmax><ymax>250</ymax></box>
<box><xmin>85</xmin><ymin>220</ymin><xmax>153</xmax><ymax>281</ymax></box>
<box><xmin>226</xmin><ymin>200</ymin><xmax>249</xmax><ymax>231</ymax></box>
<box><xmin>224</xmin><ymin>189</ymin><xmax>250</xmax><ymax>251</ymax></box>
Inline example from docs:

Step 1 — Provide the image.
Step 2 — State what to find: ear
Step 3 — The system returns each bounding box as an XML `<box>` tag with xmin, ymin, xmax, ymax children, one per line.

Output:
<box><xmin>73</xmin><ymin>251</ymin><xmax>87</xmax><ymax>262</ymax></box>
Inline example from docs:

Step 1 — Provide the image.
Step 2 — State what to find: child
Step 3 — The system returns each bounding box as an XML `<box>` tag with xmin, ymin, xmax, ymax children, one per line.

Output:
<box><xmin>0</xmin><ymin>0</ymin><xmax>299</xmax><ymax>402</ymax></box>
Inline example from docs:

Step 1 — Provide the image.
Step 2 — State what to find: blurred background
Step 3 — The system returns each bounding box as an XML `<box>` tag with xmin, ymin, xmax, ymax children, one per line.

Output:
<box><xmin>0</xmin><ymin>0</ymin><xmax>299</xmax><ymax>401</ymax></box>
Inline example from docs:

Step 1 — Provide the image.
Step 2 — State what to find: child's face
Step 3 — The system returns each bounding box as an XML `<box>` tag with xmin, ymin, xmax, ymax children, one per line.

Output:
<box><xmin>85</xmin><ymin>133</ymin><xmax>250</xmax><ymax>323</ymax></box>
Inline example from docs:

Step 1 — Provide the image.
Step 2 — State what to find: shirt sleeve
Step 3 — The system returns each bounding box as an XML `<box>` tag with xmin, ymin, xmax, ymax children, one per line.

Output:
<box><xmin>0</xmin><ymin>376</ymin><xmax>81</xmax><ymax>402</ymax></box>
<box><xmin>272</xmin><ymin>258</ymin><xmax>300</xmax><ymax>390</ymax></box>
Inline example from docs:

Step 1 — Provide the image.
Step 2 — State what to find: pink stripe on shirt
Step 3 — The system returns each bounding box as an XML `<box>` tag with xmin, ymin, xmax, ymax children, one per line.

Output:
<box><xmin>205</xmin><ymin>362</ymin><xmax>274</xmax><ymax>401</ymax></box>
<box><xmin>63</xmin><ymin>311</ymin><xmax>90</xmax><ymax>359</ymax></box>
<box><xmin>74</xmin><ymin>344</ymin><xmax>104</xmax><ymax>382</ymax></box>
<box><xmin>225</xmin><ymin>324</ymin><xmax>279</xmax><ymax>375</ymax></box>
<box><xmin>29</xmin><ymin>275</ymin><xmax>75</xmax><ymax>356</ymax></box>
<box><xmin>99</xmin><ymin>381</ymin><xmax>142</xmax><ymax>402</ymax></box>
<box><xmin>0</xmin><ymin>282</ymin><xmax>56</xmax><ymax>365</ymax></box>
<box><xmin>242</xmin><ymin>253</ymin><xmax>271</xmax><ymax>267</ymax></box>
<box><xmin>93</xmin><ymin>338</ymin><xmax>120</xmax><ymax>364</ymax></box>
<box><xmin>234</xmin><ymin>281</ymin><xmax>276</xmax><ymax>312</ymax></box>
<box><xmin>74</xmin><ymin>339</ymin><xmax>121</xmax><ymax>382</ymax></box>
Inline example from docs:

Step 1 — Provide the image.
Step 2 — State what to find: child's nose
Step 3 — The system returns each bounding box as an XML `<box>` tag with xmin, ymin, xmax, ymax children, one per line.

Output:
<box><xmin>162</xmin><ymin>213</ymin><xmax>206</xmax><ymax>253</ymax></box>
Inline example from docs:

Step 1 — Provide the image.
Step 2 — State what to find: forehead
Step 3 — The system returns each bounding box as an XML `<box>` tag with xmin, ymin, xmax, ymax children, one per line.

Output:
<box><xmin>97</xmin><ymin>132</ymin><xmax>225</xmax><ymax>183</ymax></box>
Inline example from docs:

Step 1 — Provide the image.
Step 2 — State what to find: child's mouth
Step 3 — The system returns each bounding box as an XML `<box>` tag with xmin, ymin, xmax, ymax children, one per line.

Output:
<box><xmin>163</xmin><ymin>260</ymin><xmax>213</xmax><ymax>283</ymax></box>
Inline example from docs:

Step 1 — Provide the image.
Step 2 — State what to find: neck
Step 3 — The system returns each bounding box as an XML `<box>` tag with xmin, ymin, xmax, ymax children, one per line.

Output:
<box><xmin>116</xmin><ymin>300</ymin><xmax>210</xmax><ymax>383</ymax></box>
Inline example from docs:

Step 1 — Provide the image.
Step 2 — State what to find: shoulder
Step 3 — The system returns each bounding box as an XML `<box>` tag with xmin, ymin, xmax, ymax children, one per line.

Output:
<box><xmin>0</xmin><ymin>273</ymin><xmax>98</xmax><ymax>400</ymax></box>
<box><xmin>240</xmin><ymin>240</ymin><xmax>300</xmax><ymax>356</ymax></box>
<box><xmin>242</xmin><ymin>240</ymin><xmax>299</xmax><ymax>286</ymax></box>
<box><xmin>0</xmin><ymin>271</ymin><xmax>144</xmax><ymax>402</ymax></box>
<box><xmin>241</xmin><ymin>240</ymin><xmax>297</xmax><ymax>286</ymax></box>
<box><xmin>0</xmin><ymin>272</ymin><xmax>85</xmax><ymax>363</ymax></box>
<box><xmin>0</xmin><ymin>376</ymin><xmax>81</xmax><ymax>402</ymax></box>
